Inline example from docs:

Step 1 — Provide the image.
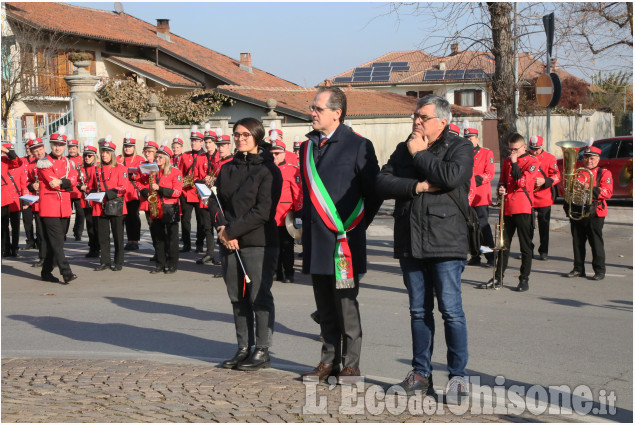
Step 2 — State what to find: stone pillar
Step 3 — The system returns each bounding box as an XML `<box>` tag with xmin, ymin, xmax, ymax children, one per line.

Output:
<box><xmin>140</xmin><ymin>93</ymin><xmax>167</xmax><ymax>145</ymax></box>
<box><xmin>261</xmin><ymin>98</ymin><xmax>283</xmax><ymax>136</ymax></box>
<box><xmin>207</xmin><ymin>116</ymin><xmax>231</xmax><ymax>138</ymax></box>
<box><xmin>64</xmin><ymin>61</ymin><xmax>100</xmax><ymax>146</ymax></box>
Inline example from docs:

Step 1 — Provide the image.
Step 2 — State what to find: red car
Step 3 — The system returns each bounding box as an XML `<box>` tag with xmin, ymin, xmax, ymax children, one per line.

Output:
<box><xmin>556</xmin><ymin>136</ymin><xmax>633</xmax><ymax>199</ymax></box>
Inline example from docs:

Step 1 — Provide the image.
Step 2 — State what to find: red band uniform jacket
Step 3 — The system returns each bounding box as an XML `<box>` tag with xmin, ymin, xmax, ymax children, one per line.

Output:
<box><xmin>179</xmin><ymin>150</ymin><xmax>204</xmax><ymax>203</ymax></box>
<box><xmin>25</xmin><ymin>158</ymin><xmax>41</xmax><ymax>214</ymax></box>
<box><xmin>67</xmin><ymin>155</ymin><xmax>83</xmax><ymax>201</ymax></box>
<box><xmin>1</xmin><ymin>153</ymin><xmax>22</xmax><ymax>208</ymax></box>
<box><xmin>533</xmin><ymin>150</ymin><xmax>560</xmax><ymax>208</ymax></box>
<box><xmin>87</xmin><ymin>164</ymin><xmax>128</xmax><ymax>216</ymax></box>
<box><xmin>579</xmin><ymin>167</ymin><xmax>613</xmax><ymax>218</ymax></box>
<box><xmin>469</xmin><ymin>146</ymin><xmax>495</xmax><ymax>207</ymax></box>
<box><xmin>37</xmin><ymin>155</ymin><xmax>79</xmax><ymax>218</ymax></box>
<box><xmin>499</xmin><ymin>153</ymin><xmax>540</xmax><ymax>216</ymax></box>
<box><xmin>117</xmin><ymin>154</ymin><xmax>145</xmax><ymax>202</ymax></box>
<box><xmin>275</xmin><ymin>161</ymin><xmax>302</xmax><ymax>226</ymax></box>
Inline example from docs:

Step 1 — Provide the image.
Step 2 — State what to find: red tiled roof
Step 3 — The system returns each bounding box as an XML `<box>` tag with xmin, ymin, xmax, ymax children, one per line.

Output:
<box><xmin>329</xmin><ymin>49</ymin><xmax>586</xmax><ymax>86</ymax></box>
<box><xmin>6</xmin><ymin>2</ymin><xmax>300</xmax><ymax>89</ymax></box>
<box><xmin>215</xmin><ymin>86</ymin><xmax>482</xmax><ymax>119</ymax></box>
<box><xmin>105</xmin><ymin>56</ymin><xmax>202</xmax><ymax>88</ymax></box>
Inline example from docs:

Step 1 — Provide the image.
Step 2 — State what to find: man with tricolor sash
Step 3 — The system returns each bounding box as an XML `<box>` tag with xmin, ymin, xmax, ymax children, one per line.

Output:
<box><xmin>299</xmin><ymin>87</ymin><xmax>381</xmax><ymax>384</ymax></box>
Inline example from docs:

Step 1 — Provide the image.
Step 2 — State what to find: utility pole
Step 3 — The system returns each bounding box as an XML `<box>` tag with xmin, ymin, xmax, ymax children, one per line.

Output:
<box><xmin>513</xmin><ymin>2</ymin><xmax>519</xmax><ymax>116</ymax></box>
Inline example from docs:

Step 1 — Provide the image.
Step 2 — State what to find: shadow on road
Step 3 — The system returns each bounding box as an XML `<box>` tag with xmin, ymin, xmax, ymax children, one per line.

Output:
<box><xmin>539</xmin><ymin>296</ymin><xmax>632</xmax><ymax>312</ymax></box>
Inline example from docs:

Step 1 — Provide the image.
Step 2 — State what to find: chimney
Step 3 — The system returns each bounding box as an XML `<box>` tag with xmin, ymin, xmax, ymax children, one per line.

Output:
<box><xmin>439</xmin><ymin>60</ymin><xmax>446</xmax><ymax>71</ymax></box>
<box><xmin>550</xmin><ymin>58</ymin><xmax>558</xmax><ymax>70</ymax></box>
<box><xmin>324</xmin><ymin>79</ymin><xmax>332</xmax><ymax>87</ymax></box>
<box><xmin>450</xmin><ymin>43</ymin><xmax>460</xmax><ymax>55</ymax></box>
<box><xmin>156</xmin><ymin>19</ymin><xmax>170</xmax><ymax>41</ymax></box>
<box><xmin>240</xmin><ymin>52</ymin><xmax>253</xmax><ymax>73</ymax></box>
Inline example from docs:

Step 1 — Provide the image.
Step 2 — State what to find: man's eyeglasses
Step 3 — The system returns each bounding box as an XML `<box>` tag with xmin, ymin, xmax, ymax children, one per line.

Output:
<box><xmin>412</xmin><ymin>114</ymin><xmax>438</xmax><ymax>122</ymax></box>
<box><xmin>309</xmin><ymin>105</ymin><xmax>329</xmax><ymax>113</ymax></box>
<box><xmin>233</xmin><ymin>132</ymin><xmax>252</xmax><ymax>139</ymax></box>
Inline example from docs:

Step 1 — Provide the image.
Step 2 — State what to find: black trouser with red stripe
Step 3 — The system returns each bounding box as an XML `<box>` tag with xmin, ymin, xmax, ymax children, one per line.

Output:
<box><xmin>41</xmin><ymin>216</ymin><xmax>73</xmax><ymax>279</ymax></box>
<box><xmin>497</xmin><ymin>213</ymin><xmax>534</xmax><ymax>282</ymax></box>
<box><xmin>535</xmin><ymin>206</ymin><xmax>552</xmax><ymax>255</ymax></box>
<box><xmin>22</xmin><ymin>204</ymin><xmax>35</xmax><ymax>247</ymax></box>
<box><xmin>276</xmin><ymin>226</ymin><xmax>295</xmax><ymax>280</ymax></box>
<box><xmin>180</xmin><ymin>199</ymin><xmax>204</xmax><ymax>250</ymax></box>
<box><xmin>570</xmin><ymin>216</ymin><xmax>605</xmax><ymax>275</ymax></box>
<box><xmin>124</xmin><ymin>200</ymin><xmax>141</xmax><ymax>241</ymax></box>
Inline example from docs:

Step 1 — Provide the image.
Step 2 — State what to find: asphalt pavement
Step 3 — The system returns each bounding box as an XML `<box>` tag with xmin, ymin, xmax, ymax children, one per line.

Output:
<box><xmin>1</xmin><ymin>202</ymin><xmax>632</xmax><ymax>422</ymax></box>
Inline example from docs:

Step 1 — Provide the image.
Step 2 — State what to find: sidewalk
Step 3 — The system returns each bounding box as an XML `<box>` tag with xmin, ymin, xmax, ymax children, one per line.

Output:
<box><xmin>2</xmin><ymin>358</ymin><xmax>578</xmax><ymax>423</ymax></box>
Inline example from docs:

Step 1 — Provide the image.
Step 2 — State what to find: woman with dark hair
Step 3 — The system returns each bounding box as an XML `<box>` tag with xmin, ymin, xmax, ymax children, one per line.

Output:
<box><xmin>88</xmin><ymin>135</ymin><xmax>127</xmax><ymax>271</ymax></box>
<box><xmin>210</xmin><ymin>117</ymin><xmax>282</xmax><ymax>371</ymax></box>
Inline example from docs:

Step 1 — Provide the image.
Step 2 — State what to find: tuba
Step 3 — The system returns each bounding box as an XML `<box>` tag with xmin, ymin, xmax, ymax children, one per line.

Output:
<box><xmin>148</xmin><ymin>172</ymin><xmax>163</xmax><ymax>219</ymax></box>
<box><xmin>556</xmin><ymin>141</ymin><xmax>594</xmax><ymax>221</ymax></box>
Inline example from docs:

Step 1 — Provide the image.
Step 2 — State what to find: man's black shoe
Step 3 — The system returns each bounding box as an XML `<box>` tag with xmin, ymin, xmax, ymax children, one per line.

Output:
<box><xmin>310</xmin><ymin>311</ymin><xmax>320</xmax><ymax>324</ymax></box>
<box><xmin>41</xmin><ymin>273</ymin><xmax>60</xmax><ymax>283</ymax></box>
<box><xmin>179</xmin><ymin>246</ymin><xmax>191</xmax><ymax>253</ymax></box>
<box><xmin>85</xmin><ymin>250</ymin><xmax>99</xmax><ymax>258</ymax></box>
<box><xmin>466</xmin><ymin>256</ymin><xmax>481</xmax><ymax>266</ymax></box>
<box><xmin>592</xmin><ymin>273</ymin><xmax>605</xmax><ymax>281</ymax></box>
<box><xmin>565</xmin><ymin>270</ymin><xmax>586</xmax><ymax>278</ymax></box>
<box><xmin>150</xmin><ymin>267</ymin><xmax>164</xmax><ymax>274</ymax></box>
<box><xmin>237</xmin><ymin>347</ymin><xmax>270</xmax><ymax>371</ymax></box>
<box><xmin>196</xmin><ymin>254</ymin><xmax>213</xmax><ymax>265</ymax></box>
<box><xmin>478</xmin><ymin>278</ymin><xmax>499</xmax><ymax>289</ymax></box>
<box><xmin>111</xmin><ymin>265</ymin><xmax>123</xmax><ymax>271</ymax></box>
<box><xmin>195</xmin><ymin>246</ymin><xmax>204</xmax><ymax>254</ymax></box>
<box><xmin>124</xmin><ymin>242</ymin><xmax>134</xmax><ymax>250</ymax></box>
<box><xmin>24</xmin><ymin>242</ymin><xmax>36</xmax><ymax>250</ymax></box>
<box><xmin>94</xmin><ymin>264</ymin><xmax>110</xmax><ymax>271</ymax></box>
<box><xmin>221</xmin><ymin>347</ymin><xmax>251</xmax><ymax>369</ymax></box>
<box><xmin>538</xmin><ymin>253</ymin><xmax>548</xmax><ymax>261</ymax></box>
<box><xmin>164</xmin><ymin>267</ymin><xmax>177</xmax><ymax>274</ymax></box>
<box><xmin>74</xmin><ymin>235</ymin><xmax>82</xmax><ymax>242</ymax></box>
<box><xmin>515</xmin><ymin>279</ymin><xmax>529</xmax><ymax>292</ymax></box>
<box><xmin>390</xmin><ymin>370</ymin><xmax>435</xmax><ymax>396</ymax></box>
<box><xmin>212</xmin><ymin>259</ymin><xmax>221</xmax><ymax>266</ymax></box>
<box><xmin>62</xmin><ymin>274</ymin><xmax>78</xmax><ymax>284</ymax></box>
<box><xmin>283</xmin><ymin>278</ymin><xmax>293</xmax><ymax>283</ymax></box>
<box><xmin>32</xmin><ymin>259</ymin><xmax>43</xmax><ymax>267</ymax></box>
<box><xmin>213</xmin><ymin>272</ymin><xmax>223</xmax><ymax>278</ymax></box>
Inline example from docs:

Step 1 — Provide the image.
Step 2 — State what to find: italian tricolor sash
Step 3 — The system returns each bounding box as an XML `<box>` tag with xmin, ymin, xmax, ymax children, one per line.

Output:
<box><xmin>302</xmin><ymin>139</ymin><xmax>365</xmax><ymax>289</ymax></box>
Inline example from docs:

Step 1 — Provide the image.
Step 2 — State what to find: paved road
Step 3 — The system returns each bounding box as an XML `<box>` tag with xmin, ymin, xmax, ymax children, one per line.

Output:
<box><xmin>1</xmin><ymin>204</ymin><xmax>632</xmax><ymax>422</ymax></box>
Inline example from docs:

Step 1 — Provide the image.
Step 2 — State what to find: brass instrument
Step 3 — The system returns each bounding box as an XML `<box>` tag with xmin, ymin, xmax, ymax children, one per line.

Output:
<box><xmin>490</xmin><ymin>195</ymin><xmax>506</xmax><ymax>290</ymax></box>
<box><xmin>148</xmin><ymin>172</ymin><xmax>163</xmax><ymax>219</ymax></box>
<box><xmin>182</xmin><ymin>174</ymin><xmax>195</xmax><ymax>189</ymax></box>
<box><xmin>556</xmin><ymin>141</ymin><xmax>594</xmax><ymax>220</ymax></box>
<box><xmin>619</xmin><ymin>158</ymin><xmax>633</xmax><ymax>187</ymax></box>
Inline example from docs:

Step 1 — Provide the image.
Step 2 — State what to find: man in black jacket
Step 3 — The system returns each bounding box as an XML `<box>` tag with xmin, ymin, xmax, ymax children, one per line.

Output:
<box><xmin>300</xmin><ymin>87</ymin><xmax>381</xmax><ymax>384</ymax></box>
<box><xmin>376</xmin><ymin>95</ymin><xmax>472</xmax><ymax>403</ymax></box>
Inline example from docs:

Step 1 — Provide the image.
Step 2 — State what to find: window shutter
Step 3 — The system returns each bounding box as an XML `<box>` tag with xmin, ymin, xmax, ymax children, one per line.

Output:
<box><xmin>454</xmin><ymin>90</ymin><xmax>462</xmax><ymax>106</ymax></box>
<box><xmin>474</xmin><ymin>90</ymin><xmax>482</xmax><ymax>107</ymax></box>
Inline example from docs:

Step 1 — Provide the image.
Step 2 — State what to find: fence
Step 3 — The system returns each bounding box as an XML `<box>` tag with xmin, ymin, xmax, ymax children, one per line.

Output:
<box><xmin>1</xmin><ymin>104</ymin><xmax>74</xmax><ymax>157</ymax></box>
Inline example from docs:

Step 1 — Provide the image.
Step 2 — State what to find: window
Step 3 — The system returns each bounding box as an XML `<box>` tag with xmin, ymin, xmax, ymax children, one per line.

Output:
<box><xmin>617</xmin><ymin>139</ymin><xmax>633</xmax><ymax>159</ymax></box>
<box><xmin>418</xmin><ymin>90</ymin><xmax>433</xmax><ymax>98</ymax></box>
<box><xmin>454</xmin><ymin>89</ymin><xmax>482</xmax><ymax>107</ymax></box>
<box><xmin>577</xmin><ymin>140</ymin><xmax>619</xmax><ymax>160</ymax></box>
<box><xmin>406</xmin><ymin>91</ymin><xmax>418</xmax><ymax>98</ymax></box>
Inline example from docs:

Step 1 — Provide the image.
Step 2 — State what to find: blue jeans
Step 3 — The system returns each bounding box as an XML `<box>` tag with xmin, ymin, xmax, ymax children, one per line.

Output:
<box><xmin>399</xmin><ymin>258</ymin><xmax>468</xmax><ymax>378</ymax></box>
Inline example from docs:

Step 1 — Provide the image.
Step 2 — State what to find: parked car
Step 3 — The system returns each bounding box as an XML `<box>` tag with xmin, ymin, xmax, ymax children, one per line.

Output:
<box><xmin>555</xmin><ymin>136</ymin><xmax>633</xmax><ymax>199</ymax></box>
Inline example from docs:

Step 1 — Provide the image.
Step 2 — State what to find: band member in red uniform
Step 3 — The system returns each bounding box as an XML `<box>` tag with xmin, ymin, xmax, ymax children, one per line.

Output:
<box><xmin>528</xmin><ymin>135</ymin><xmax>560</xmax><ymax>261</ymax></box>
<box><xmin>269</xmin><ymin>128</ymin><xmax>299</xmax><ymax>168</ymax></box>
<box><xmin>20</xmin><ymin>139</ymin><xmax>37</xmax><ymax>250</ymax></box>
<box><xmin>195</xmin><ymin>124</ymin><xmax>220</xmax><ymax>265</ymax></box>
<box><xmin>78</xmin><ymin>140</ymin><xmax>100</xmax><ymax>258</ymax></box>
<box><xmin>270</xmin><ymin>140</ymin><xmax>302</xmax><ymax>282</ymax></box>
<box><xmin>144</xmin><ymin>141</ymin><xmax>183</xmax><ymax>274</ymax></box>
<box><xmin>2</xmin><ymin>140</ymin><xmax>23</xmax><ymax>258</ymax></box>
<box><xmin>565</xmin><ymin>145</ymin><xmax>613</xmax><ymax>281</ymax></box>
<box><xmin>465</xmin><ymin>128</ymin><xmax>495</xmax><ymax>267</ymax></box>
<box><xmin>4</xmin><ymin>140</ymin><xmax>27</xmax><ymax>257</ymax></box>
<box><xmin>138</xmin><ymin>137</ymin><xmax>159</xmax><ymax>257</ymax></box>
<box><xmin>293</xmin><ymin>137</ymin><xmax>302</xmax><ymax>158</ymax></box>
<box><xmin>179</xmin><ymin>125</ymin><xmax>206</xmax><ymax>253</ymax></box>
<box><xmin>448</xmin><ymin>123</ymin><xmax>461</xmax><ymax>137</ymax></box>
<box><xmin>481</xmin><ymin>133</ymin><xmax>539</xmax><ymax>291</ymax></box>
<box><xmin>88</xmin><ymin>135</ymin><xmax>127</xmax><ymax>272</ymax></box>
<box><xmin>25</xmin><ymin>135</ymin><xmax>48</xmax><ymax>266</ymax></box>
<box><xmin>117</xmin><ymin>133</ymin><xmax>144</xmax><ymax>251</ymax></box>
<box><xmin>171</xmin><ymin>134</ymin><xmax>183</xmax><ymax>167</ymax></box>
<box><xmin>65</xmin><ymin>138</ymin><xmax>84</xmax><ymax>241</ymax></box>
<box><xmin>37</xmin><ymin>126</ymin><xmax>78</xmax><ymax>284</ymax></box>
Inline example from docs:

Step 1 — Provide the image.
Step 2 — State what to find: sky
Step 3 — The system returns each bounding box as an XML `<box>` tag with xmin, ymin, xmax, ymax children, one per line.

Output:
<box><xmin>73</xmin><ymin>2</ymin><xmax>632</xmax><ymax>88</ymax></box>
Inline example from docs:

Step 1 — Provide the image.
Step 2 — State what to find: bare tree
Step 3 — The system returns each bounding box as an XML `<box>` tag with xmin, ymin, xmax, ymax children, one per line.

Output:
<box><xmin>1</xmin><ymin>19</ymin><xmax>71</xmax><ymax>128</ymax></box>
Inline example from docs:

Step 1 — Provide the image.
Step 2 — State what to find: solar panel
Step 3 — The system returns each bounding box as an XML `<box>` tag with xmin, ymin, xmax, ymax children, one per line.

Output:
<box><xmin>370</xmin><ymin>75</ymin><xmax>390</xmax><ymax>82</ymax></box>
<box><xmin>424</xmin><ymin>70</ymin><xmax>445</xmax><ymax>80</ymax></box>
<box><xmin>464</xmin><ymin>69</ymin><xmax>485</xmax><ymax>79</ymax></box>
<box><xmin>333</xmin><ymin>77</ymin><xmax>353</xmax><ymax>83</ymax></box>
<box><xmin>390</xmin><ymin>62</ymin><xmax>409</xmax><ymax>67</ymax></box>
<box><xmin>353</xmin><ymin>67</ymin><xmax>372</xmax><ymax>72</ymax></box>
<box><xmin>444</xmin><ymin>70</ymin><xmax>465</xmax><ymax>80</ymax></box>
<box><xmin>371</xmin><ymin>71</ymin><xmax>391</xmax><ymax>77</ymax></box>
<box><xmin>373</xmin><ymin>62</ymin><xmax>390</xmax><ymax>67</ymax></box>
<box><xmin>353</xmin><ymin>70</ymin><xmax>372</xmax><ymax>76</ymax></box>
<box><xmin>373</xmin><ymin>66</ymin><xmax>391</xmax><ymax>72</ymax></box>
<box><xmin>352</xmin><ymin>76</ymin><xmax>371</xmax><ymax>82</ymax></box>
<box><xmin>391</xmin><ymin>66</ymin><xmax>411</xmax><ymax>72</ymax></box>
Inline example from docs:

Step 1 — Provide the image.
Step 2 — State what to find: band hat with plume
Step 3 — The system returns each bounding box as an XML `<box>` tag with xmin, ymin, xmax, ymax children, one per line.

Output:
<box><xmin>27</xmin><ymin>132</ymin><xmax>44</xmax><ymax>149</ymax></box>
<box><xmin>157</xmin><ymin>138</ymin><xmax>173</xmax><ymax>158</ymax></box>
<box><xmin>101</xmin><ymin>134</ymin><xmax>117</xmax><ymax>152</ymax></box>
<box><xmin>203</xmin><ymin>123</ymin><xmax>217</xmax><ymax>140</ymax></box>
<box><xmin>190</xmin><ymin>125</ymin><xmax>204</xmax><ymax>140</ymax></box>
<box><xmin>83</xmin><ymin>138</ymin><xmax>98</xmax><ymax>154</ymax></box>
<box><xmin>293</xmin><ymin>135</ymin><xmax>301</xmax><ymax>149</ymax></box>
<box><xmin>123</xmin><ymin>132</ymin><xmax>136</xmax><ymax>146</ymax></box>
<box><xmin>172</xmin><ymin>133</ymin><xmax>184</xmax><ymax>145</ymax></box>
<box><xmin>143</xmin><ymin>135</ymin><xmax>159</xmax><ymax>150</ymax></box>
<box><xmin>49</xmin><ymin>125</ymin><xmax>67</xmax><ymax>144</ymax></box>
<box><xmin>529</xmin><ymin>135</ymin><xmax>544</xmax><ymax>149</ymax></box>
<box><xmin>448</xmin><ymin>123</ymin><xmax>461</xmax><ymax>136</ymax></box>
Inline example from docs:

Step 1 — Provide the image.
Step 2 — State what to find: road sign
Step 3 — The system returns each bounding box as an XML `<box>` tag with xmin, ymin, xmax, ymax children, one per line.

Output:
<box><xmin>536</xmin><ymin>73</ymin><xmax>561</xmax><ymax>108</ymax></box>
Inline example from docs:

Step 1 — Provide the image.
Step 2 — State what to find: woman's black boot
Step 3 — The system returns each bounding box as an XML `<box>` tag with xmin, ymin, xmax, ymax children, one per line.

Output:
<box><xmin>237</xmin><ymin>347</ymin><xmax>270</xmax><ymax>371</ymax></box>
<box><xmin>221</xmin><ymin>347</ymin><xmax>251</xmax><ymax>369</ymax></box>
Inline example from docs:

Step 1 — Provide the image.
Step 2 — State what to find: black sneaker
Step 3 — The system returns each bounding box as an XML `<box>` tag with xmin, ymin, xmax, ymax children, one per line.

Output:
<box><xmin>390</xmin><ymin>370</ymin><xmax>435</xmax><ymax>396</ymax></box>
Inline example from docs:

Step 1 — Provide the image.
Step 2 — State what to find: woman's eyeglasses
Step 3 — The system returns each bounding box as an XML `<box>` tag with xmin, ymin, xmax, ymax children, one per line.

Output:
<box><xmin>233</xmin><ymin>132</ymin><xmax>252</xmax><ymax>139</ymax></box>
